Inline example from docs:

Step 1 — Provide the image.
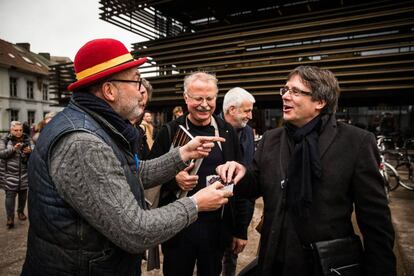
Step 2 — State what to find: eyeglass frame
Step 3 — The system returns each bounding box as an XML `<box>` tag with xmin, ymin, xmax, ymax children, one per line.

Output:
<box><xmin>279</xmin><ymin>86</ymin><xmax>312</xmax><ymax>97</ymax></box>
<box><xmin>185</xmin><ymin>92</ymin><xmax>217</xmax><ymax>104</ymax></box>
<box><xmin>109</xmin><ymin>78</ymin><xmax>142</xmax><ymax>91</ymax></box>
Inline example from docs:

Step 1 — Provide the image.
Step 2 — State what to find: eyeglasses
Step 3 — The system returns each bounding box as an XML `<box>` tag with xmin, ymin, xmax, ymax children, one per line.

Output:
<box><xmin>185</xmin><ymin>92</ymin><xmax>217</xmax><ymax>104</ymax></box>
<box><xmin>279</xmin><ymin>87</ymin><xmax>312</xmax><ymax>97</ymax></box>
<box><xmin>109</xmin><ymin>78</ymin><xmax>142</xmax><ymax>91</ymax></box>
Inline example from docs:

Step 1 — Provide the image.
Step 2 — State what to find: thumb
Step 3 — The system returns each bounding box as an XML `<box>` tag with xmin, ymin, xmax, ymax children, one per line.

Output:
<box><xmin>210</xmin><ymin>181</ymin><xmax>224</xmax><ymax>190</ymax></box>
<box><xmin>184</xmin><ymin>162</ymin><xmax>195</xmax><ymax>172</ymax></box>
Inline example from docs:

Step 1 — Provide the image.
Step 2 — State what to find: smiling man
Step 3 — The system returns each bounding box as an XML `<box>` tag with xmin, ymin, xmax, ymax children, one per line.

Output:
<box><xmin>21</xmin><ymin>40</ymin><xmax>232</xmax><ymax>276</ymax></box>
<box><xmin>218</xmin><ymin>65</ymin><xmax>396</xmax><ymax>275</ymax></box>
<box><xmin>221</xmin><ymin>87</ymin><xmax>256</xmax><ymax>276</ymax></box>
<box><xmin>150</xmin><ymin>72</ymin><xmax>250</xmax><ymax>276</ymax></box>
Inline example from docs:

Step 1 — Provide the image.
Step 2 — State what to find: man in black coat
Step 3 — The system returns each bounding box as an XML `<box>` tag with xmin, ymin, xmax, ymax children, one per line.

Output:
<box><xmin>150</xmin><ymin>72</ymin><xmax>251</xmax><ymax>276</ymax></box>
<box><xmin>218</xmin><ymin>66</ymin><xmax>395</xmax><ymax>275</ymax></box>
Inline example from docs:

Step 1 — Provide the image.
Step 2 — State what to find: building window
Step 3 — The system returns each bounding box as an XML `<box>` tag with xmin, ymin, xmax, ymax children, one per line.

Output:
<box><xmin>27</xmin><ymin>81</ymin><xmax>34</xmax><ymax>99</ymax></box>
<box><xmin>10</xmin><ymin>77</ymin><xmax>17</xmax><ymax>97</ymax></box>
<box><xmin>28</xmin><ymin>111</ymin><xmax>36</xmax><ymax>126</ymax></box>
<box><xmin>10</xmin><ymin>109</ymin><xmax>19</xmax><ymax>122</ymax></box>
<box><xmin>42</xmin><ymin>84</ymin><xmax>48</xmax><ymax>101</ymax></box>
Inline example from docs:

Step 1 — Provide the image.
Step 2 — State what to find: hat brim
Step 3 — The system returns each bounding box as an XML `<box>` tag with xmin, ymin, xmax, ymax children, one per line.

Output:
<box><xmin>68</xmin><ymin>57</ymin><xmax>147</xmax><ymax>91</ymax></box>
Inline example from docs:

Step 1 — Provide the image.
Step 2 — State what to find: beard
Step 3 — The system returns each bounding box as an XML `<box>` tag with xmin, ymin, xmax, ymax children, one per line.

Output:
<box><xmin>234</xmin><ymin>113</ymin><xmax>248</xmax><ymax>128</ymax></box>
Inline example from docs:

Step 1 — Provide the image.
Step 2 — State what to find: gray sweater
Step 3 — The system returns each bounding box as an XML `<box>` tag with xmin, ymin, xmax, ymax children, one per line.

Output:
<box><xmin>51</xmin><ymin>132</ymin><xmax>198</xmax><ymax>254</ymax></box>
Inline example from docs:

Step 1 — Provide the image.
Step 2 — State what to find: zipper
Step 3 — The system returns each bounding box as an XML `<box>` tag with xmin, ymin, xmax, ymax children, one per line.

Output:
<box><xmin>330</xmin><ymin>263</ymin><xmax>359</xmax><ymax>275</ymax></box>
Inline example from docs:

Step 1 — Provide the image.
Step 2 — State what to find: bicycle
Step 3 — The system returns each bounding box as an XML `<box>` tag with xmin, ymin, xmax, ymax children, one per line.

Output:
<box><xmin>379</xmin><ymin>151</ymin><xmax>401</xmax><ymax>201</ymax></box>
<box><xmin>394</xmin><ymin>138</ymin><xmax>414</xmax><ymax>190</ymax></box>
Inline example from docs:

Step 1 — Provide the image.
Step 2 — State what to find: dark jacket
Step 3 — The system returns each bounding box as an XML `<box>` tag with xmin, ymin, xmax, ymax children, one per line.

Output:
<box><xmin>22</xmin><ymin>101</ymin><xmax>144</xmax><ymax>276</ymax></box>
<box><xmin>150</xmin><ymin>114</ymin><xmax>250</xmax><ymax>239</ymax></box>
<box><xmin>237</xmin><ymin>124</ymin><xmax>255</xmax><ymax>167</ymax></box>
<box><xmin>236</xmin><ymin>115</ymin><xmax>395</xmax><ymax>275</ymax></box>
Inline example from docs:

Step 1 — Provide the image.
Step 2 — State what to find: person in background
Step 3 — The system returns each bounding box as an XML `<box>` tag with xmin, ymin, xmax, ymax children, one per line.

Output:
<box><xmin>172</xmin><ymin>106</ymin><xmax>184</xmax><ymax>119</ymax></box>
<box><xmin>21</xmin><ymin>38</ymin><xmax>232</xmax><ymax>276</ymax></box>
<box><xmin>130</xmin><ymin>78</ymin><xmax>153</xmax><ymax>159</ymax></box>
<box><xmin>32</xmin><ymin>112</ymin><xmax>57</xmax><ymax>144</ymax></box>
<box><xmin>140</xmin><ymin>110</ymin><xmax>155</xmax><ymax>150</ymax></box>
<box><xmin>150</xmin><ymin>72</ymin><xmax>250</xmax><ymax>276</ymax></box>
<box><xmin>217</xmin><ymin>66</ymin><xmax>395</xmax><ymax>275</ymax></box>
<box><xmin>0</xmin><ymin>121</ymin><xmax>32</xmax><ymax>229</ymax></box>
<box><xmin>220</xmin><ymin>87</ymin><xmax>256</xmax><ymax>276</ymax></box>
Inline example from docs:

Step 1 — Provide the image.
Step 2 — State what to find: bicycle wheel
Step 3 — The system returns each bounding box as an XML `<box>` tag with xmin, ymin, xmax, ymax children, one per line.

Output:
<box><xmin>383</xmin><ymin>162</ymin><xmax>400</xmax><ymax>191</ymax></box>
<box><xmin>396</xmin><ymin>162</ymin><xmax>414</xmax><ymax>191</ymax></box>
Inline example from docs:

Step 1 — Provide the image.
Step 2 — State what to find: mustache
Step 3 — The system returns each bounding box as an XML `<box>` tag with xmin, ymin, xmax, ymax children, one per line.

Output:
<box><xmin>196</xmin><ymin>107</ymin><xmax>212</xmax><ymax>112</ymax></box>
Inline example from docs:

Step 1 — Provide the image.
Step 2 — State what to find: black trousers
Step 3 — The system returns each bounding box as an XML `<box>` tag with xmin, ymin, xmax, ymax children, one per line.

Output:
<box><xmin>162</xmin><ymin>215</ymin><xmax>227</xmax><ymax>276</ymax></box>
<box><xmin>5</xmin><ymin>189</ymin><xmax>27</xmax><ymax>218</ymax></box>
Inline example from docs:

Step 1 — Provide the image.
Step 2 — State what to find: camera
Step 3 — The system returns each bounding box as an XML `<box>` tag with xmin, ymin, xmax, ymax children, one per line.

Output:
<box><xmin>21</xmin><ymin>142</ymin><xmax>31</xmax><ymax>150</ymax></box>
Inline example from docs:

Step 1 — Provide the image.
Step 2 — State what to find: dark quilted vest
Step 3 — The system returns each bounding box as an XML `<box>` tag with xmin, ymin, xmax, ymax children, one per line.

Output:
<box><xmin>22</xmin><ymin>101</ymin><xmax>145</xmax><ymax>276</ymax></box>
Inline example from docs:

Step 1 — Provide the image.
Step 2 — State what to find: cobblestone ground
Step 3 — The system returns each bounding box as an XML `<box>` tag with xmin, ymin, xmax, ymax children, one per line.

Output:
<box><xmin>0</xmin><ymin>190</ymin><xmax>411</xmax><ymax>276</ymax></box>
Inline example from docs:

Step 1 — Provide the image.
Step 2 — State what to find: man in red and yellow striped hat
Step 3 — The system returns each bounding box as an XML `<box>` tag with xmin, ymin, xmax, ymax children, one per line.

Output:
<box><xmin>21</xmin><ymin>38</ymin><xmax>233</xmax><ymax>276</ymax></box>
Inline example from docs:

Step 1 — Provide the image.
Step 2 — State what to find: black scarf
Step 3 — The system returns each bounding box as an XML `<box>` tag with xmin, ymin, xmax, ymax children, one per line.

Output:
<box><xmin>72</xmin><ymin>92</ymin><xmax>139</xmax><ymax>148</ymax></box>
<box><xmin>285</xmin><ymin>115</ymin><xmax>323</xmax><ymax>217</ymax></box>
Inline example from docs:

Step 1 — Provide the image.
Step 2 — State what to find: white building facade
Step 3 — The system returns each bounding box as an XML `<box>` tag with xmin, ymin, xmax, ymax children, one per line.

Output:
<box><xmin>0</xmin><ymin>40</ymin><xmax>62</xmax><ymax>133</ymax></box>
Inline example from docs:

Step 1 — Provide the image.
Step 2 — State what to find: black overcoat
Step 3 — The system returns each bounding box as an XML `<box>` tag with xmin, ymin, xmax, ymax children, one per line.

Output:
<box><xmin>237</xmin><ymin>115</ymin><xmax>395</xmax><ymax>275</ymax></box>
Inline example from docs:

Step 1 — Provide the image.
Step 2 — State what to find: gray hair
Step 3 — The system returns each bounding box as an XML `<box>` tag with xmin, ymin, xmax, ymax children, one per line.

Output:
<box><xmin>141</xmin><ymin>78</ymin><xmax>153</xmax><ymax>101</ymax></box>
<box><xmin>183</xmin><ymin>72</ymin><xmax>218</xmax><ymax>94</ymax></box>
<box><xmin>10</xmin><ymin>121</ymin><xmax>22</xmax><ymax>128</ymax></box>
<box><xmin>288</xmin><ymin>66</ymin><xmax>340</xmax><ymax>114</ymax></box>
<box><xmin>223</xmin><ymin>87</ymin><xmax>256</xmax><ymax>114</ymax></box>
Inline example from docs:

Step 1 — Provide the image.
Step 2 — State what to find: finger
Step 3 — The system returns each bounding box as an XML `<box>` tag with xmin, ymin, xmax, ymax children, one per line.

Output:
<box><xmin>232</xmin><ymin>239</ymin><xmax>237</xmax><ymax>251</ymax></box>
<box><xmin>199</xmin><ymin>141</ymin><xmax>215</xmax><ymax>149</ymax></box>
<box><xmin>211</xmin><ymin>182</ymin><xmax>224</xmax><ymax>190</ymax></box>
<box><xmin>222</xmin><ymin>190</ymin><xmax>233</xmax><ymax>198</ymax></box>
<box><xmin>200</xmin><ymin>136</ymin><xmax>225</xmax><ymax>143</ymax></box>
<box><xmin>226</xmin><ymin>163</ymin><xmax>236</xmax><ymax>184</ymax></box>
<box><xmin>196</xmin><ymin>146</ymin><xmax>212</xmax><ymax>152</ymax></box>
<box><xmin>186</xmin><ymin>175</ymin><xmax>198</xmax><ymax>181</ymax></box>
<box><xmin>233</xmin><ymin>167</ymin><xmax>245</xmax><ymax>184</ymax></box>
<box><xmin>217</xmin><ymin>165</ymin><xmax>228</xmax><ymax>183</ymax></box>
<box><xmin>184</xmin><ymin>162</ymin><xmax>195</xmax><ymax>172</ymax></box>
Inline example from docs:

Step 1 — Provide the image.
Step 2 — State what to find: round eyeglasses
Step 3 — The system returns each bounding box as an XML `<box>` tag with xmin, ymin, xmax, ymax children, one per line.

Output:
<box><xmin>109</xmin><ymin>78</ymin><xmax>142</xmax><ymax>91</ymax></box>
<box><xmin>185</xmin><ymin>92</ymin><xmax>217</xmax><ymax>104</ymax></box>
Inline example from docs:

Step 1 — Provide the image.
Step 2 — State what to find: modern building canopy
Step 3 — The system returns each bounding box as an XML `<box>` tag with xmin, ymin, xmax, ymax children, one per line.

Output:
<box><xmin>51</xmin><ymin>0</ymin><xmax>414</xmax><ymax>108</ymax></box>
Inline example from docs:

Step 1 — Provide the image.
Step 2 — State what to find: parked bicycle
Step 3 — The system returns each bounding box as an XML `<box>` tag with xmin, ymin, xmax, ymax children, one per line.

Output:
<box><xmin>378</xmin><ymin>149</ymin><xmax>401</xmax><ymax>200</ymax></box>
<box><xmin>394</xmin><ymin>138</ymin><xmax>414</xmax><ymax>189</ymax></box>
<box><xmin>377</xmin><ymin>136</ymin><xmax>414</xmax><ymax>193</ymax></box>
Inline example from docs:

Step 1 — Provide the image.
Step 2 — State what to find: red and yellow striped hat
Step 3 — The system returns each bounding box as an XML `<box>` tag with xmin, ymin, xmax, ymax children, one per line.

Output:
<box><xmin>68</xmin><ymin>38</ymin><xmax>147</xmax><ymax>91</ymax></box>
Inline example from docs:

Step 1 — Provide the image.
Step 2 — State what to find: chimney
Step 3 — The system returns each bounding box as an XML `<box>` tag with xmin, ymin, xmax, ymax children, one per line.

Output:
<box><xmin>16</xmin><ymin>43</ymin><xmax>31</xmax><ymax>52</ymax></box>
<box><xmin>39</xmin><ymin>52</ymin><xmax>51</xmax><ymax>60</ymax></box>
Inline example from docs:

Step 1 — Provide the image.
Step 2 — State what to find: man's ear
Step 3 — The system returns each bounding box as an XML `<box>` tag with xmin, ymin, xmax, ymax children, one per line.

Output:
<box><xmin>228</xmin><ymin>105</ymin><xmax>237</xmax><ymax>115</ymax></box>
<box><xmin>183</xmin><ymin>93</ymin><xmax>189</xmax><ymax>105</ymax></box>
<box><xmin>315</xmin><ymin>99</ymin><xmax>327</xmax><ymax>111</ymax></box>
<box><xmin>101</xmin><ymin>82</ymin><xmax>117</xmax><ymax>103</ymax></box>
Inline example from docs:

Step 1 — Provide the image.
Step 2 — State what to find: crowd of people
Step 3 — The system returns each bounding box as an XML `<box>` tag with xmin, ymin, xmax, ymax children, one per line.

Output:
<box><xmin>0</xmin><ymin>38</ymin><xmax>396</xmax><ymax>276</ymax></box>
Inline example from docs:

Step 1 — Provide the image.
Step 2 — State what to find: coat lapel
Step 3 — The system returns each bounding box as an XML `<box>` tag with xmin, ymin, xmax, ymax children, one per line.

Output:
<box><xmin>279</xmin><ymin>129</ymin><xmax>291</xmax><ymax>182</ymax></box>
<box><xmin>319</xmin><ymin>115</ymin><xmax>338</xmax><ymax>159</ymax></box>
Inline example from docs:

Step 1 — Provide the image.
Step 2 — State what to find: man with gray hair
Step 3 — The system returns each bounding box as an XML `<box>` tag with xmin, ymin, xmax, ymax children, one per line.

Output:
<box><xmin>150</xmin><ymin>72</ymin><xmax>250</xmax><ymax>276</ymax></box>
<box><xmin>0</xmin><ymin>121</ymin><xmax>32</xmax><ymax>228</ymax></box>
<box><xmin>221</xmin><ymin>87</ymin><xmax>256</xmax><ymax>275</ymax></box>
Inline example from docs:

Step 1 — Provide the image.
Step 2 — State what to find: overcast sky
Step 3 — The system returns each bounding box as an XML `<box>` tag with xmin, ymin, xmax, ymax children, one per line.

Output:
<box><xmin>0</xmin><ymin>0</ymin><xmax>145</xmax><ymax>60</ymax></box>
